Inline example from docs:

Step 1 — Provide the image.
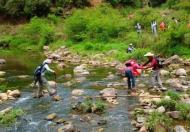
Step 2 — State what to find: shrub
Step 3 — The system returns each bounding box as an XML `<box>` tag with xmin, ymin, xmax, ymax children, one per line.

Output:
<box><xmin>166</xmin><ymin>90</ymin><xmax>181</xmax><ymax>101</ymax></box>
<box><xmin>4</xmin><ymin>0</ymin><xmax>25</xmax><ymax>17</ymax></box>
<box><xmin>65</xmin><ymin>4</ymin><xmax>127</xmax><ymax>42</ymax></box>
<box><xmin>0</xmin><ymin>108</ymin><xmax>24</xmax><ymax>126</ymax></box>
<box><xmin>24</xmin><ymin>0</ymin><xmax>51</xmax><ymax>17</ymax></box>
<box><xmin>56</xmin><ymin>0</ymin><xmax>90</xmax><ymax>8</ymax></box>
<box><xmin>106</xmin><ymin>0</ymin><xmax>142</xmax><ymax>7</ymax></box>
<box><xmin>176</xmin><ymin>102</ymin><xmax>190</xmax><ymax>120</ymax></box>
<box><xmin>157</xmin><ymin>99</ymin><xmax>176</xmax><ymax>111</ymax></box>
<box><xmin>146</xmin><ymin>112</ymin><xmax>173</xmax><ymax>131</ymax></box>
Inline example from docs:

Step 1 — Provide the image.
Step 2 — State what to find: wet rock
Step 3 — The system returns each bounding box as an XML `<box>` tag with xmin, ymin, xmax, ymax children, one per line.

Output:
<box><xmin>54</xmin><ymin>118</ymin><xmax>66</xmax><ymax>124</ymax></box>
<box><xmin>106</xmin><ymin>74</ymin><xmax>115</xmax><ymax>80</ymax></box>
<box><xmin>100</xmin><ymin>88</ymin><xmax>117</xmax><ymax>100</ymax></box>
<box><xmin>0</xmin><ymin>93</ymin><xmax>8</xmax><ymax>101</ymax></box>
<box><xmin>160</xmin><ymin>70</ymin><xmax>170</xmax><ymax>76</ymax></box>
<box><xmin>8</xmin><ymin>90</ymin><xmax>21</xmax><ymax>98</ymax></box>
<box><xmin>0</xmin><ymin>59</ymin><xmax>6</xmax><ymax>64</ymax></box>
<box><xmin>0</xmin><ymin>71</ymin><xmax>6</xmax><ymax>76</ymax></box>
<box><xmin>175</xmin><ymin>68</ymin><xmax>187</xmax><ymax>76</ymax></box>
<box><xmin>97</xmin><ymin>119</ymin><xmax>107</xmax><ymax>125</ymax></box>
<box><xmin>75</xmin><ymin>77</ymin><xmax>86</xmax><ymax>83</ymax></box>
<box><xmin>0</xmin><ymin>107</ymin><xmax>12</xmax><ymax>115</ymax></box>
<box><xmin>157</xmin><ymin>106</ymin><xmax>165</xmax><ymax>113</ymax></box>
<box><xmin>139</xmin><ymin>126</ymin><xmax>147</xmax><ymax>132</ymax></box>
<box><xmin>137</xmin><ymin>116</ymin><xmax>146</xmax><ymax>123</ymax></box>
<box><xmin>52</xmin><ymin>95</ymin><xmax>62</xmax><ymax>101</ymax></box>
<box><xmin>135</xmin><ymin>122</ymin><xmax>143</xmax><ymax>128</ymax></box>
<box><xmin>167</xmin><ymin>111</ymin><xmax>180</xmax><ymax>119</ymax></box>
<box><xmin>73</xmin><ymin>64</ymin><xmax>89</xmax><ymax>76</ymax></box>
<box><xmin>72</xmin><ymin>89</ymin><xmax>84</xmax><ymax>96</ymax></box>
<box><xmin>48</xmin><ymin>81</ymin><xmax>57</xmax><ymax>88</ymax></box>
<box><xmin>97</xmin><ymin>128</ymin><xmax>104</xmax><ymax>132</ymax></box>
<box><xmin>175</xmin><ymin>125</ymin><xmax>187</xmax><ymax>132</ymax></box>
<box><xmin>57</xmin><ymin>122</ymin><xmax>77</xmax><ymax>132</ymax></box>
<box><xmin>46</xmin><ymin>113</ymin><xmax>57</xmax><ymax>121</ymax></box>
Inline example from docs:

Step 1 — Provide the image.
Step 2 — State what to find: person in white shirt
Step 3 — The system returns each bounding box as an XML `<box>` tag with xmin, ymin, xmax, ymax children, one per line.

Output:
<box><xmin>34</xmin><ymin>59</ymin><xmax>56</xmax><ymax>98</ymax></box>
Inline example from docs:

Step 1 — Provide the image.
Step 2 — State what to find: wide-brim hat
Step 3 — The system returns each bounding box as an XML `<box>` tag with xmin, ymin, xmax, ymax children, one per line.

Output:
<box><xmin>43</xmin><ymin>59</ymin><xmax>52</xmax><ymax>64</ymax></box>
<box><xmin>144</xmin><ymin>52</ymin><xmax>154</xmax><ymax>57</ymax></box>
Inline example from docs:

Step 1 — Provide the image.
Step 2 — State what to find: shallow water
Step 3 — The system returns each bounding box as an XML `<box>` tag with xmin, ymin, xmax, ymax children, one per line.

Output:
<box><xmin>0</xmin><ymin>51</ymin><xmax>138</xmax><ymax>132</ymax></box>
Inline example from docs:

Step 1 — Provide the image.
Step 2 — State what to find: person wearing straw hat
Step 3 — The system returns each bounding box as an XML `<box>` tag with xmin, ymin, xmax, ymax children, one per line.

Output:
<box><xmin>143</xmin><ymin>52</ymin><xmax>163</xmax><ymax>90</ymax></box>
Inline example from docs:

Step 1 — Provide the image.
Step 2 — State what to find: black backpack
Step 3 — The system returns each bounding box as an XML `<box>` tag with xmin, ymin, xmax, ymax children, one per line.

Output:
<box><xmin>34</xmin><ymin>63</ymin><xmax>47</xmax><ymax>77</ymax></box>
<box><xmin>156</xmin><ymin>57</ymin><xmax>164</xmax><ymax>68</ymax></box>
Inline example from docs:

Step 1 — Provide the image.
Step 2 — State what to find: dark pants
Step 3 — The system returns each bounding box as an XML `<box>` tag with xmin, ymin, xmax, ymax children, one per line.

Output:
<box><xmin>34</xmin><ymin>75</ymin><xmax>56</xmax><ymax>97</ymax></box>
<box><xmin>125</xmin><ymin>70</ymin><xmax>135</xmax><ymax>89</ymax></box>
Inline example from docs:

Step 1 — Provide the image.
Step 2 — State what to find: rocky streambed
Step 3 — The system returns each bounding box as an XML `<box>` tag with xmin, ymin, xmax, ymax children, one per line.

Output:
<box><xmin>0</xmin><ymin>46</ymin><xmax>190</xmax><ymax>132</ymax></box>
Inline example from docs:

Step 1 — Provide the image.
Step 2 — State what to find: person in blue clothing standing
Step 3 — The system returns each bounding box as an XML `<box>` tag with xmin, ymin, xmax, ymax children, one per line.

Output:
<box><xmin>33</xmin><ymin>58</ymin><xmax>56</xmax><ymax>98</ymax></box>
<box><xmin>127</xmin><ymin>43</ymin><xmax>135</xmax><ymax>53</ymax></box>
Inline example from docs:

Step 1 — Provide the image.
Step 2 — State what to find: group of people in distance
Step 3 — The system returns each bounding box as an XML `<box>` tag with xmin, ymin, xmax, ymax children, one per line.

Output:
<box><xmin>120</xmin><ymin>52</ymin><xmax>164</xmax><ymax>95</ymax></box>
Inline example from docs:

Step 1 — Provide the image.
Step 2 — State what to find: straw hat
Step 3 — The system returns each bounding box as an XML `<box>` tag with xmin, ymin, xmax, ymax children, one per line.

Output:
<box><xmin>144</xmin><ymin>52</ymin><xmax>154</xmax><ymax>57</ymax></box>
<box><xmin>129</xmin><ymin>43</ymin><xmax>133</xmax><ymax>46</ymax></box>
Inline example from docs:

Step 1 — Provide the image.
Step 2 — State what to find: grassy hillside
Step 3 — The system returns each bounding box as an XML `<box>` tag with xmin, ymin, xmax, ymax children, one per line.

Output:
<box><xmin>0</xmin><ymin>1</ymin><xmax>190</xmax><ymax>61</ymax></box>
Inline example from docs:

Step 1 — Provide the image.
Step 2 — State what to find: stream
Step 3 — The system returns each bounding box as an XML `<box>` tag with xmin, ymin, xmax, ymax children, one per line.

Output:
<box><xmin>0</xmin><ymin>51</ymin><xmax>139</xmax><ymax>132</ymax></box>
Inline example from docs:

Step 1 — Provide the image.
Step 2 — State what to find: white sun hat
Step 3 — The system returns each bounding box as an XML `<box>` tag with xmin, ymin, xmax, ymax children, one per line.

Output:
<box><xmin>144</xmin><ymin>52</ymin><xmax>154</xmax><ymax>57</ymax></box>
<box><xmin>129</xmin><ymin>43</ymin><xmax>133</xmax><ymax>46</ymax></box>
<box><xmin>43</xmin><ymin>58</ymin><xmax>52</xmax><ymax>64</ymax></box>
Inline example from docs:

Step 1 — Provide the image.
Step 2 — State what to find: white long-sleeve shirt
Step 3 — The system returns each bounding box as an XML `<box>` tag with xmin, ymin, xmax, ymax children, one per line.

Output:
<box><xmin>41</xmin><ymin>63</ymin><xmax>54</xmax><ymax>76</ymax></box>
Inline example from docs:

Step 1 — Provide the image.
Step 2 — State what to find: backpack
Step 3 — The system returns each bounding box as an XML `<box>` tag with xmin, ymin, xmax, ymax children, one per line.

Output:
<box><xmin>156</xmin><ymin>57</ymin><xmax>164</xmax><ymax>68</ymax></box>
<box><xmin>34</xmin><ymin>63</ymin><xmax>47</xmax><ymax>77</ymax></box>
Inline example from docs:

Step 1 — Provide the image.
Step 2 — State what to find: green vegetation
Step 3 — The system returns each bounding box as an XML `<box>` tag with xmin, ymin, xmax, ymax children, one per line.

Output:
<box><xmin>176</xmin><ymin>102</ymin><xmax>190</xmax><ymax>120</ymax></box>
<box><xmin>157</xmin><ymin>99</ymin><xmax>176</xmax><ymax>111</ymax></box>
<box><xmin>0</xmin><ymin>108</ymin><xmax>24</xmax><ymax>126</ymax></box>
<box><xmin>166</xmin><ymin>90</ymin><xmax>181</xmax><ymax>101</ymax></box>
<box><xmin>73</xmin><ymin>98</ymin><xmax>106</xmax><ymax>114</ymax></box>
<box><xmin>0</xmin><ymin>1</ymin><xmax>190</xmax><ymax>61</ymax></box>
<box><xmin>146</xmin><ymin>111</ymin><xmax>173</xmax><ymax>131</ymax></box>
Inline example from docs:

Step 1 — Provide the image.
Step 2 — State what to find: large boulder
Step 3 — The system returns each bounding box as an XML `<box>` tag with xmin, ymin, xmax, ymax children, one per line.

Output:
<box><xmin>71</xmin><ymin>89</ymin><xmax>84</xmax><ymax>96</ymax></box>
<box><xmin>167</xmin><ymin>111</ymin><xmax>180</xmax><ymax>119</ymax></box>
<box><xmin>100</xmin><ymin>88</ymin><xmax>117</xmax><ymax>99</ymax></box>
<box><xmin>164</xmin><ymin>55</ymin><xmax>182</xmax><ymax>65</ymax></box>
<box><xmin>0</xmin><ymin>93</ymin><xmax>8</xmax><ymax>101</ymax></box>
<box><xmin>174</xmin><ymin>125</ymin><xmax>187</xmax><ymax>132</ymax></box>
<box><xmin>57</xmin><ymin>122</ymin><xmax>77</xmax><ymax>132</ymax></box>
<box><xmin>175</xmin><ymin>68</ymin><xmax>187</xmax><ymax>76</ymax></box>
<box><xmin>8</xmin><ymin>90</ymin><xmax>21</xmax><ymax>98</ymax></box>
<box><xmin>157</xmin><ymin>106</ymin><xmax>165</xmax><ymax>113</ymax></box>
<box><xmin>160</xmin><ymin>70</ymin><xmax>170</xmax><ymax>76</ymax></box>
<box><xmin>0</xmin><ymin>59</ymin><xmax>6</xmax><ymax>64</ymax></box>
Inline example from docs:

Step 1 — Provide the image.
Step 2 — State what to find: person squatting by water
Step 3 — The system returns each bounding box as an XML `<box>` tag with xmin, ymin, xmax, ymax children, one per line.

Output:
<box><xmin>127</xmin><ymin>43</ymin><xmax>135</xmax><ymax>53</ymax></box>
<box><xmin>124</xmin><ymin>60</ymin><xmax>143</xmax><ymax>95</ymax></box>
<box><xmin>143</xmin><ymin>52</ymin><xmax>165</xmax><ymax>91</ymax></box>
<box><xmin>33</xmin><ymin>58</ymin><xmax>56</xmax><ymax>98</ymax></box>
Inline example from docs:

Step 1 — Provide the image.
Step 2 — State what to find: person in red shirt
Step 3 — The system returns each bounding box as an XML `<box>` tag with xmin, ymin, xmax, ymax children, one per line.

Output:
<box><xmin>124</xmin><ymin>60</ymin><xmax>143</xmax><ymax>93</ymax></box>
<box><xmin>143</xmin><ymin>52</ymin><xmax>163</xmax><ymax>89</ymax></box>
<box><xmin>160</xmin><ymin>21</ymin><xmax>166</xmax><ymax>31</ymax></box>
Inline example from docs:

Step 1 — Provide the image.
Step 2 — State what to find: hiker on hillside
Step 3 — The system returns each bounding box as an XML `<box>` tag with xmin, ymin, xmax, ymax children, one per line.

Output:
<box><xmin>124</xmin><ymin>60</ymin><xmax>143</xmax><ymax>95</ymax></box>
<box><xmin>135</xmin><ymin>22</ymin><xmax>142</xmax><ymax>36</ymax></box>
<box><xmin>160</xmin><ymin>21</ymin><xmax>166</xmax><ymax>31</ymax></box>
<box><xmin>143</xmin><ymin>52</ymin><xmax>164</xmax><ymax>90</ymax></box>
<box><xmin>151</xmin><ymin>21</ymin><xmax>157</xmax><ymax>36</ymax></box>
<box><xmin>127</xmin><ymin>43</ymin><xmax>135</xmax><ymax>53</ymax></box>
<box><xmin>33</xmin><ymin>58</ymin><xmax>56</xmax><ymax>98</ymax></box>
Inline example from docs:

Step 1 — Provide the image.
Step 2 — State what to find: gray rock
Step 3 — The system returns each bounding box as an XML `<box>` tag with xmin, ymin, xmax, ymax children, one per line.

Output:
<box><xmin>137</xmin><ymin>116</ymin><xmax>146</xmax><ymax>123</ymax></box>
<box><xmin>0</xmin><ymin>59</ymin><xmax>6</xmax><ymax>64</ymax></box>
<box><xmin>99</xmin><ymin>88</ymin><xmax>117</xmax><ymax>100</ymax></box>
<box><xmin>167</xmin><ymin>111</ymin><xmax>180</xmax><ymax>119</ymax></box>
<box><xmin>175</xmin><ymin>68</ymin><xmax>187</xmax><ymax>76</ymax></box>
<box><xmin>57</xmin><ymin>122</ymin><xmax>77</xmax><ymax>132</ymax></box>
<box><xmin>45</xmin><ymin>113</ymin><xmax>57</xmax><ymax>121</ymax></box>
<box><xmin>160</xmin><ymin>70</ymin><xmax>170</xmax><ymax>76</ymax></box>
<box><xmin>157</xmin><ymin>106</ymin><xmax>165</xmax><ymax>113</ymax></box>
<box><xmin>0</xmin><ymin>107</ymin><xmax>13</xmax><ymax>115</ymax></box>
<box><xmin>175</xmin><ymin>125</ymin><xmax>187</xmax><ymax>132</ymax></box>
